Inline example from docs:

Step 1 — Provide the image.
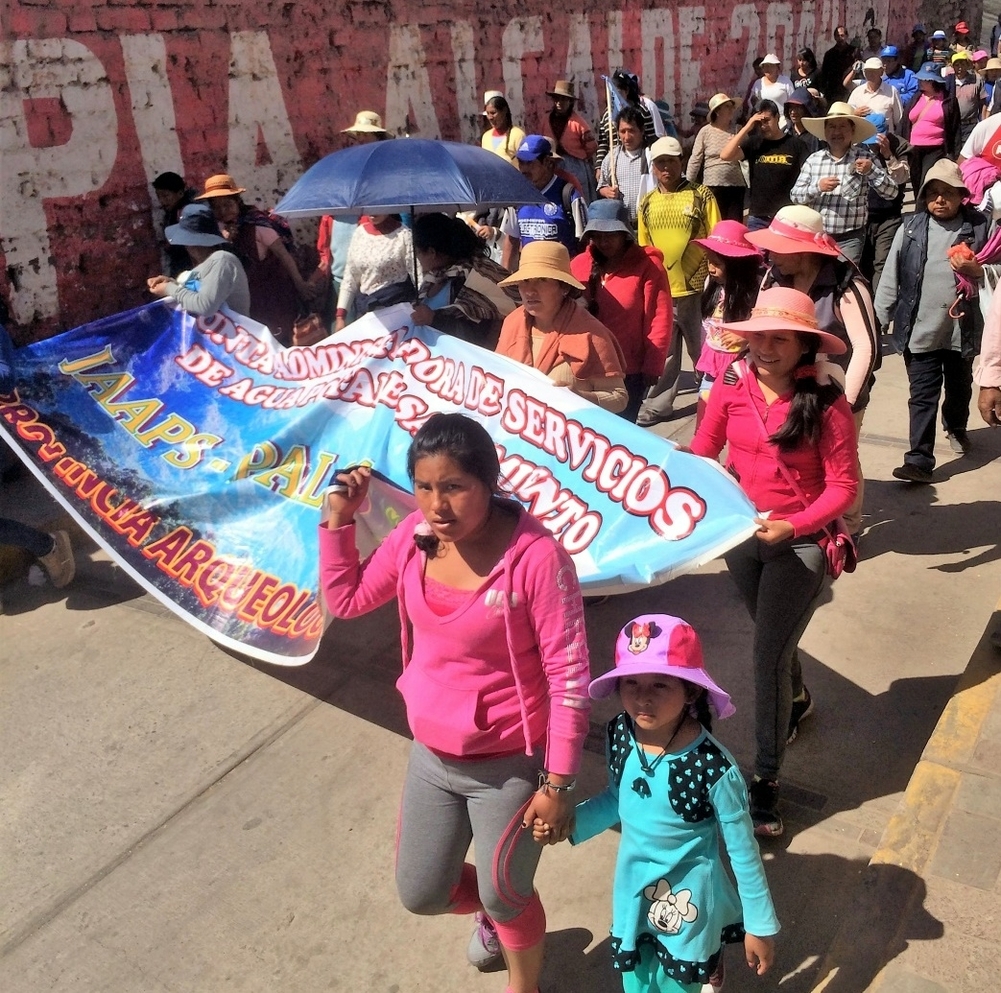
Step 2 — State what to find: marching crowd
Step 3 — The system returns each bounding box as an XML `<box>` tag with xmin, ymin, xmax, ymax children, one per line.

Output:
<box><xmin>15</xmin><ymin>17</ymin><xmax>986</xmax><ymax>993</ymax></box>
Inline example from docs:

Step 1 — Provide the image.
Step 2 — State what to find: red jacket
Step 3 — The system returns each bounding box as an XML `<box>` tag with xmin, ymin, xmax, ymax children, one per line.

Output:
<box><xmin>570</xmin><ymin>243</ymin><xmax>672</xmax><ymax>378</ymax></box>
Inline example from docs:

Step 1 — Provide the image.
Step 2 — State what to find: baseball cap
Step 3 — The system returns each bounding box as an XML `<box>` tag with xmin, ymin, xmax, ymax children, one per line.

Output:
<box><xmin>863</xmin><ymin>57</ymin><xmax>884</xmax><ymax>71</ymax></box>
<box><xmin>649</xmin><ymin>136</ymin><xmax>683</xmax><ymax>158</ymax></box>
<box><xmin>880</xmin><ymin>46</ymin><xmax>899</xmax><ymax>58</ymax></box>
<box><xmin>515</xmin><ymin>135</ymin><xmax>553</xmax><ymax>161</ymax></box>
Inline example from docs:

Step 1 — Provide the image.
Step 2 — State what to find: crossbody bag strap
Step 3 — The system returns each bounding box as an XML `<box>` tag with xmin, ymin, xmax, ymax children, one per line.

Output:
<box><xmin>732</xmin><ymin>360</ymin><xmax>834</xmax><ymax>540</ymax></box>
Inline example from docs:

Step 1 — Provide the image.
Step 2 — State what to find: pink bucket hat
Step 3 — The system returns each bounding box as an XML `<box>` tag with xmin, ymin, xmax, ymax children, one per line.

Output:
<box><xmin>589</xmin><ymin>614</ymin><xmax>735</xmax><ymax>719</ymax></box>
<box><xmin>719</xmin><ymin>286</ymin><xmax>847</xmax><ymax>355</ymax></box>
<box><xmin>744</xmin><ymin>204</ymin><xmax>842</xmax><ymax>258</ymax></box>
<box><xmin>692</xmin><ymin>219</ymin><xmax>761</xmax><ymax>258</ymax></box>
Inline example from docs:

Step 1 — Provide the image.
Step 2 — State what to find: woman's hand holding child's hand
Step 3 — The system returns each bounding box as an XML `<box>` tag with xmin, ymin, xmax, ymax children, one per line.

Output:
<box><xmin>744</xmin><ymin>933</ymin><xmax>775</xmax><ymax>975</ymax></box>
<box><xmin>524</xmin><ymin>789</ymin><xmax>574</xmax><ymax>843</ymax></box>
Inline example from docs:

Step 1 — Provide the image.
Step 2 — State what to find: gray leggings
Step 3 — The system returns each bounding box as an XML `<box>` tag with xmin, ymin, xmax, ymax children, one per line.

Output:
<box><xmin>395</xmin><ymin>742</ymin><xmax>542</xmax><ymax>924</ymax></box>
<box><xmin>725</xmin><ymin>535</ymin><xmax>827</xmax><ymax>781</ymax></box>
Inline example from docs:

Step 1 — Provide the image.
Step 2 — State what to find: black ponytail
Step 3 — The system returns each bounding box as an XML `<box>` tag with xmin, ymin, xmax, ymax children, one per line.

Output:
<box><xmin>690</xmin><ymin>688</ymin><xmax>714</xmax><ymax>733</ymax></box>
<box><xmin>769</xmin><ymin>335</ymin><xmax>843</xmax><ymax>451</ymax></box>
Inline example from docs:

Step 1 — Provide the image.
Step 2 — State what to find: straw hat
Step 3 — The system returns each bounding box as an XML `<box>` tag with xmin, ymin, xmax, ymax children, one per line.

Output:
<box><xmin>801</xmin><ymin>102</ymin><xmax>877</xmax><ymax>141</ymax></box>
<box><xmin>341</xmin><ymin>110</ymin><xmax>388</xmax><ymax>134</ymax></box>
<box><xmin>692</xmin><ymin>220</ymin><xmax>760</xmax><ymax>258</ymax></box>
<box><xmin>986</xmin><ymin>58</ymin><xmax>1001</xmax><ymax>72</ymax></box>
<box><xmin>588</xmin><ymin>614</ymin><xmax>735</xmax><ymax>719</ymax></box>
<box><xmin>498</xmin><ymin>241</ymin><xmax>585</xmax><ymax>290</ymax></box>
<box><xmin>719</xmin><ymin>286</ymin><xmax>847</xmax><ymax>355</ymax></box>
<box><xmin>195</xmin><ymin>174</ymin><xmax>246</xmax><ymax>199</ymax></box>
<box><xmin>708</xmin><ymin>93</ymin><xmax>734</xmax><ymax>120</ymax></box>
<box><xmin>546</xmin><ymin>80</ymin><xmax>576</xmax><ymax>99</ymax></box>
<box><xmin>745</xmin><ymin>205</ymin><xmax>842</xmax><ymax>258</ymax></box>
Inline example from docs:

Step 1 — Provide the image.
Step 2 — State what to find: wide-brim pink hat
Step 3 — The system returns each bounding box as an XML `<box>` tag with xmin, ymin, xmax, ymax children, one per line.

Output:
<box><xmin>719</xmin><ymin>285</ymin><xmax>847</xmax><ymax>355</ymax></box>
<box><xmin>692</xmin><ymin>220</ymin><xmax>761</xmax><ymax>258</ymax></box>
<box><xmin>744</xmin><ymin>205</ymin><xmax>842</xmax><ymax>258</ymax></box>
<box><xmin>589</xmin><ymin>613</ymin><xmax>735</xmax><ymax>720</ymax></box>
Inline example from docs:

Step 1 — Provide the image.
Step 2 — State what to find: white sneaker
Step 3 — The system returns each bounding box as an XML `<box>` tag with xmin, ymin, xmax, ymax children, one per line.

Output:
<box><xmin>467</xmin><ymin>911</ymin><xmax>501</xmax><ymax>970</ymax></box>
<box><xmin>38</xmin><ymin>530</ymin><xmax>75</xmax><ymax>589</ymax></box>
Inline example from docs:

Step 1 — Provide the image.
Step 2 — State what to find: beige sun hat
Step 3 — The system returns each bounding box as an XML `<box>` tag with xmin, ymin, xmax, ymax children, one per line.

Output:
<box><xmin>918</xmin><ymin>158</ymin><xmax>970</xmax><ymax>199</ymax></box>
<box><xmin>498</xmin><ymin>241</ymin><xmax>585</xmax><ymax>290</ymax></box>
<box><xmin>801</xmin><ymin>102</ymin><xmax>877</xmax><ymax>142</ymax></box>
<box><xmin>986</xmin><ymin>57</ymin><xmax>1001</xmax><ymax>71</ymax></box>
<box><xmin>341</xmin><ymin>111</ymin><xmax>388</xmax><ymax>134</ymax></box>
<box><xmin>708</xmin><ymin>93</ymin><xmax>735</xmax><ymax>119</ymax></box>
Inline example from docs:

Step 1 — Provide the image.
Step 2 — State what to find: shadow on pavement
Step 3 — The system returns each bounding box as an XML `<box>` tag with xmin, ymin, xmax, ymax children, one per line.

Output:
<box><xmin>861</xmin><ymin>476</ymin><xmax>1001</xmax><ymax>571</ymax></box>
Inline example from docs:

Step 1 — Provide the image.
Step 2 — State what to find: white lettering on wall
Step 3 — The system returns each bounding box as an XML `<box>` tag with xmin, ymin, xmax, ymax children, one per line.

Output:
<box><xmin>385</xmin><ymin>24</ymin><xmax>442</xmax><ymax>139</ymax></box>
<box><xmin>120</xmin><ymin>34</ymin><xmax>184</xmax><ymax>197</ymax></box>
<box><xmin>677</xmin><ymin>7</ymin><xmax>705</xmax><ymax>130</ymax></box>
<box><xmin>794</xmin><ymin>0</ymin><xmax>817</xmax><ymax>57</ymax></box>
<box><xmin>0</xmin><ymin>38</ymin><xmax>117</xmax><ymax>323</ymax></box>
<box><xmin>502</xmin><ymin>17</ymin><xmax>544</xmax><ymax>126</ymax></box>
<box><xmin>451</xmin><ymin>21</ymin><xmax>480</xmax><ymax>144</ymax></box>
<box><xmin>564</xmin><ymin>14</ymin><xmax>599</xmax><ymax>124</ymax></box>
<box><xmin>731</xmin><ymin>5</ymin><xmax>763</xmax><ymax>101</ymax></box>
<box><xmin>765</xmin><ymin>3</ymin><xmax>795</xmax><ymax>62</ymax></box>
<box><xmin>641</xmin><ymin>8</ymin><xmax>677</xmax><ymax>118</ymax></box>
<box><xmin>607</xmin><ymin>11</ymin><xmax>624</xmax><ymax>74</ymax></box>
<box><xmin>227</xmin><ymin>31</ymin><xmax>303</xmax><ymax>205</ymax></box>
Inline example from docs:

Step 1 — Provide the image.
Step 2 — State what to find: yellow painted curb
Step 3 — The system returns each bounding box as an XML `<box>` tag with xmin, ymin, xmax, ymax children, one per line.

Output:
<box><xmin>871</xmin><ymin>761</ymin><xmax>960</xmax><ymax>872</ymax></box>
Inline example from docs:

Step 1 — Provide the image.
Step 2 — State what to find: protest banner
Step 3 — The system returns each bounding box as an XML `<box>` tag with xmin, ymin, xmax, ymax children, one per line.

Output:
<box><xmin>0</xmin><ymin>302</ymin><xmax>758</xmax><ymax>664</ymax></box>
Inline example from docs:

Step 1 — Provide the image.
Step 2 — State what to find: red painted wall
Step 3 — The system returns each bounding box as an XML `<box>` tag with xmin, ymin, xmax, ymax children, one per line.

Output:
<box><xmin>2</xmin><ymin>0</ymin><xmax>946</xmax><ymax>339</ymax></box>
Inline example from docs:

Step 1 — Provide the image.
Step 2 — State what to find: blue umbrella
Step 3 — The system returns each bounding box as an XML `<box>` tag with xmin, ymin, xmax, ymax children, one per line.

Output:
<box><xmin>273</xmin><ymin>138</ymin><xmax>547</xmax><ymax>218</ymax></box>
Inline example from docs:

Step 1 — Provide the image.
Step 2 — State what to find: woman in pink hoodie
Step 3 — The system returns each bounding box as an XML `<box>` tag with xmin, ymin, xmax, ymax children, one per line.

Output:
<box><xmin>320</xmin><ymin>413</ymin><xmax>590</xmax><ymax>993</ymax></box>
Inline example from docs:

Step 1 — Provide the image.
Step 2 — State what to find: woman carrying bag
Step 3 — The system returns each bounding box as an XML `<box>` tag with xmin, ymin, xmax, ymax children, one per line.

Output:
<box><xmin>689</xmin><ymin>286</ymin><xmax>857</xmax><ymax>838</ymax></box>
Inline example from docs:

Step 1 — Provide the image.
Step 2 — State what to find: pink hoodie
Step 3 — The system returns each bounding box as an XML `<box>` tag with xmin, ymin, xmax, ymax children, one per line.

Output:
<box><xmin>319</xmin><ymin>506</ymin><xmax>591</xmax><ymax>775</ymax></box>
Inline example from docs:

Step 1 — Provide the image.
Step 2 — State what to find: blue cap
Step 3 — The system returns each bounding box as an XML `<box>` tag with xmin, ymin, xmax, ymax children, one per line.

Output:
<box><xmin>931</xmin><ymin>30</ymin><xmax>947</xmax><ymax>40</ymax></box>
<box><xmin>784</xmin><ymin>90</ymin><xmax>812</xmax><ymax>107</ymax></box>
<box><xmin>880</xmin><ymin>46</ymin><xmax>899</xmax><ymax>58</ymax></box>
<box><xmin>916</xmin><ymin>62</ymin><xmax>945</xmax><ymax>82</ymax></box>
<box><xmin>862</xmin><ymin>113</ymin><xmax>888</xmax><ymax>145</ymax></box>
<box><xmin>515</xmin><ymin>135</ymin><xmax>553</xmax><ymax>161</ymax></box>
<box><xmin>913</xmin><ymin>24</ymin><xmax>926</xmax><ymax>34</ymax></box>
<box><xmin>165</xmin><ymin>203</ymin><xmax>227</xmax><ymax>247</ymax></box>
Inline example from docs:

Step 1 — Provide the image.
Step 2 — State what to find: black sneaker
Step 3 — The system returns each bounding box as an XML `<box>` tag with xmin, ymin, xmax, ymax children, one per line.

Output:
<box><xmin>787</xmin><ymin>687</ymin><xmax>814</xmax><ymax>745</ymax></box>
<box><xmin>946</xmin><ymin>430</ymin><xmax>971</xmax><ymax>455</ymax></box>
<box><xmin>892</xmin><ymin>463</ymin><xmax>933</xmax><ymax>483</ymax></box>
<box><xmin>749</xmin><ymin>778</ymin><xmax>783</xmax><ymax>837</ymax></box>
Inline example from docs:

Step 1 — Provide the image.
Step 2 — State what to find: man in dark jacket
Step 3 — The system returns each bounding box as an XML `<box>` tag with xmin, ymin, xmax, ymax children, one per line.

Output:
<box><xmin>874</xmin><ymin>159</ymin><xmax>989</xmax><ymax>481</ymax></box>
<box><xmin>819</xmin><ymin>25</ymin><xmax>858</xmax><ymax>105</ymax></box>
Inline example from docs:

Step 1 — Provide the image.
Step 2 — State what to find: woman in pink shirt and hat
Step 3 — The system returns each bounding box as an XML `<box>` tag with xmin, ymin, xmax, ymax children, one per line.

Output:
<box><xmin>689</xmin><ymin>287</ymin><xmax>857</xmax><ymax>838</ymax></box>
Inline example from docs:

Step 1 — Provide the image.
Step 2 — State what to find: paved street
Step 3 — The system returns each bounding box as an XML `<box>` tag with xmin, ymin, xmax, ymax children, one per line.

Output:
<box><xmin>2</xmin><ymin>345</ymin><xmax>999</xmax><ymax>992</ymax></box>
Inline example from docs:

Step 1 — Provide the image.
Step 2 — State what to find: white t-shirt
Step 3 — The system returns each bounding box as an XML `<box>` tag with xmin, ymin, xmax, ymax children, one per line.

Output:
<box><xmin>960</xmin><ymin>115</ymin><xmax>1001</xmax><ymax>159</ymax></box>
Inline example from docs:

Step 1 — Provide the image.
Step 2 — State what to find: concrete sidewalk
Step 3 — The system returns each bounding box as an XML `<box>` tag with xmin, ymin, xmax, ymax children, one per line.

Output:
<box><xmin>1</xmin><ymin>346</ymin><xmax>1000</xmax><ymax>992</ymax></box>
<box><xmin>809</xmin><ymin>599</ymin><xmax>1001</xmax><ymax>993</ymax></box>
